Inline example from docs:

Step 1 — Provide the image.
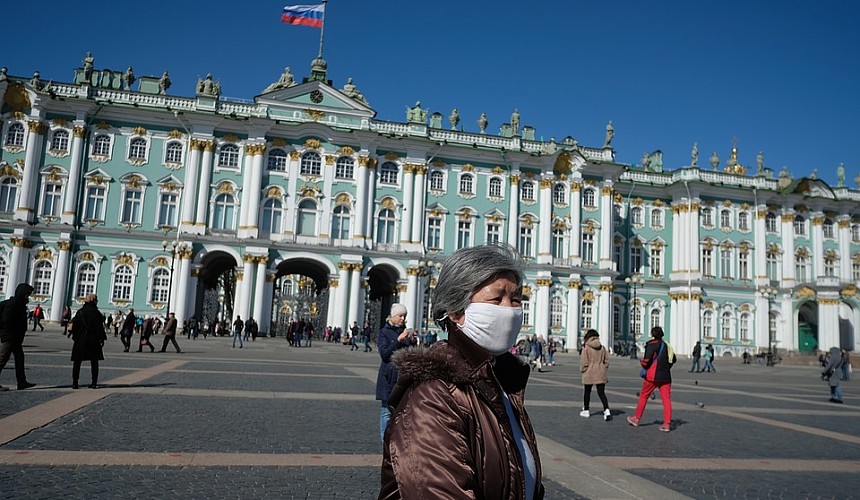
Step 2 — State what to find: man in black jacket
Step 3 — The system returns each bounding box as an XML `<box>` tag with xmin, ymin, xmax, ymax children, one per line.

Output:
<box><xmin>0</xmin><ymin>283</ymin><xmax>36</xmax><ymax>391</ymax></box>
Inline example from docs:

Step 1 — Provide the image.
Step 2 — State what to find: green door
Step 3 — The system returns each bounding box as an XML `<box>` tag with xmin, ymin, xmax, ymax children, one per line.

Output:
<box><xmin>797</xmin><ymin>323</ymin><xmax>817</xmax><ymax>353</ymax></box>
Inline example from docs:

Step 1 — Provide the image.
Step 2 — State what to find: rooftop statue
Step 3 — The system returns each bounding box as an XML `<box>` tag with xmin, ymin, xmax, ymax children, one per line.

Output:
<box><xmin>82</xmin><ymin>51</ymin><xmax>94</xmax><ymax>82</ymax></box>
<box><xmin>197</xmin><ymin>73</ymin><xmax>220</xmax><ymax>97</ymax></box>
<box><xmin>603</xmin><ymin>120</ymin><xmax>614</xmax><ymax>148</ymax></box>
<box><xmin>477</xmin><ymin>112</ymin><xmax>488</xmax><ymax>134</ymax></box>
<box><xmin>511</xmin><ymin>109</ymin><xmax>520</xmax><ymax>136</ymax></box>
<box><xmin>837</xmin><ymin>163</ymin><xmax>845</xmax><ymax>187</ymax></box>
<box><xmin>641</xmin><ymin>152</ymin><xmax>651</xmax><ymax>170</ymax></box>
<box><xmin>709</xmin><ymin>152</ymin><xmax>720</xmax><ymax>170</ymax></box>
<box><xmin>810</xmin><ymin>168</ymin><xmax>817</xmax><ymax>180</ymax></box>
<box><xmin>406</xmin><ymin>101</ymin><xmax>427</xmax><ymax>123</ymax></box>
<box><xmin>0</xmin><ymin>67</ymin><xmax>7</xmax><ymax>82</ymax></box>
<box><xmin>691</xmin><ymin>142</ymin><xmax>699</xmax><ymax>167</ymax></box>
<box><xmin>855</xmin><ymin>173</ymin><xmax>860</xmax><ymax>189</ymax></box>
<box><xmin>262</xmin><ymin>67</ymin><xmax>296</xmax><ymax>94</ymax></box>
<box><xmin>159</xmin><ymin>71</ymin><xmax>172</xmax><ymax>95</ymax></box>
<box><xmin>779</xmin><ymin>165</ymin><xmax>790</xmax><ymax>179</ymax></box>
<box><xmin>756</xmin><ymin>151</ymin><xmax>764</xmax><ymax>174</ymax></box>
<box><xmin>449</xmin><ymin>108</ymin><xmax>460</xmax><ymax>130</ymax></box>
<box><xmin>341</xmin><ymin>77</ymin><xmax>368</xmax><ymax>105</ymax></box>
<box><xmin>122</xmin><ymin>66</ymin><xmax>136</xmax><ymax>91</ymax></box>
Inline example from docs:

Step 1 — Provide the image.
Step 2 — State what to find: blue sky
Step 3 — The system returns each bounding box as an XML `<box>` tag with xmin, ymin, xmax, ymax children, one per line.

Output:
<box><xmin>4</xmin><ymin>1</ymin><xmax>858</xmax><ymax>186</ymax></box>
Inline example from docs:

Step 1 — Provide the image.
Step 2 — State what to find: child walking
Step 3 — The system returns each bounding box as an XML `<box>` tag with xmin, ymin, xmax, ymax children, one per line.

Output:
<box><xmin>579</xmin><ymin>329</ymin><xmax>612</xmax><ymax>421</ymax></box>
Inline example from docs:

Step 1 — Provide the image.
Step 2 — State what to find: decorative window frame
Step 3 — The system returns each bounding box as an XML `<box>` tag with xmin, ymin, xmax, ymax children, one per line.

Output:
<box><xmin>72</xmin><ymin>250</ymin><xmax>103</xmax><ymax>302</ymax></box>
<box><xmin>719</xmin><ymin>208</ymin><xmax>733</xmax><ymax>232</ymax></box>
<box><xmin>329</xmin><ymin>198</ymin><xmax>353</xmax><ymax>242</ymax></box>
<box><xmin>125</xmin><ymin>132</ymin><xmax>150</xmax><ymax>166</ymax></box>
<box><xmin>822</xmin><ymin>218</ymin><xmax>836</xmax><ymax>240</ymax></box>
<box><xmin>260</xmin><ymin>190</ymin><xmax>286</xmax><ymax>239</ymax></box>
<box><xmin>155</xmin><ymin>175</ymin><xmax>183</xmax><ymax>231</ymax></box>
<box><xmin>738</xmin><ymin>210</ymin><xmax>751</xmax><ymax>233</ymax></box>
<box><xmin>487</xmin><ymin>176</ymin><xmax>505</xmax><ymax>201</ymax></box>
<box><xmin>334</xmin><ymin>155</ymin><xmax>356</xmax><ymax>181</ymax></box>
<box><xmin>454</xmin><ymin>207</ymin><xmax>477</xmax><ymax>249</ymax></box>
<box><xmin>552</xmin><ymin>182</ymin><xmax>568</xmax><ymax>207</ymax></box>
<box><xmin>147</xmin><ymin>254</ymin><xmax>172</xmax><ymax>309</ymax></box>
<box><xmin>458</xmin><ymin>171</ymin><xmax>476</xmax><ymax>199</ymax></box>
<box><xmin>162</xmin><ymin>139</ymin><xmax>185</xmax><ymax>169</ymax></box>
<box><xmin>47</xmin><ymin>127</ymin><xmax>71</xmax><ymax>158</ymax></box>
<box><xmin>650</xmin><ymin>206</ymin><xmax>664</xmax><ymax>230</ymax></box>
<box><xmin>378</xmin><ymin>161</ymin><xmax>400</xmax><ymax>186</ymax></box>
<box><xmin>38</xmin><ymin>165</ymin><xmax>68</xmax><ymax>221</ymax></box>
<box><xmin>266</xmin><ymin>147</ymin><xmax>289</xmax><ymax>173</ymax></box>
<box><xmin>90</xmin><ymin>131</ymin><xmax>114</xmax><ymax>162</ymax></box>
<box><xmin>2</xmin><ymin>120</ymin><xmax>27</xmax><ymax>153</ymax></box>
<box><xmin>429</xmin><ymin>169</ymin><xmax>446</xmax><ymax>194</ymax></box>
<box><xmin>118</xmin><ymin>172</ymin><xmax>149</xmax><ymax>229</ymax></box>
<box><xmin>109</xmin><ymin>252</ymin><xmax>140</xmax><ymax>306</ymax></box>
<box><xmin>520</xmin><ymin>180</ymin><xmax>536</xmax><ymax>204</ymax></box>
<box><xmin>82</xmin><ymin>169</ymin><xmax>113</xmax><ymax>226</ymax></box>
<box><xmin>582</xmin><ymin>187</ymin><xmax>598</xmax><ymax>211</ymax></box>
<box><xmin>216</xmin><ymin>140</ymin><xmax>243</xmax><ymax>171</ymax></box>
<box><xmin>425</xmin><ymin>204</ymin><xmax>448</xmax><ymax>251</ymax></box>
<box><xmin>765</xmin><ymin>212</ymin><xmax>779</xmax><ymax>233</ymax></box>
<box><xmin>30</xmin><ymin>251</ymin><xmax>55</xmax><ymax>302</ymax></box>
<box><xmin>701</xmin><ymin>206</ymin><xmax>714</xmax><ymax>228</ymax></box>
<box><xmin>210</xmin><ymin>181</ymin><xmax>239</xmax><ymax>232</ymax></box>
<box><xmin>630</xmin><ymin>206</ymin><xmax>644</xmax><ymax>228</ymax></box>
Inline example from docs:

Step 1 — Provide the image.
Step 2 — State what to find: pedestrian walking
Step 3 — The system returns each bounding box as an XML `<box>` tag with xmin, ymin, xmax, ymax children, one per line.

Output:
<box><xmin>349</xmin><ymin>321</ymin><xmax>360</xmax><ymax>351</ymax></box>
<box><xmin>243</xmin><ymin>318</ymin><xmax>252</xmax><ymax>341</ymax></box>
<box><xmin>112</xmin><ymin>310</ymin><xmax>122</xmax><ymax>337</ymax></box>
<box><xmin>31</xmin><ymin>304</ymin><xmax>45</xmax><ymax>332</ymax></box>
<box><xmin>137</xmin><ymin>317</ymin><xmax>156</xmax><ymax>352</ymax></box>
<box><xmin>579</xmin><ymin>329</ymin><xmax>612</xmax><ymax>421</ymax></box>
<box><xmin>628</xmin><ymin>326</ymin><xmax>676</xmax><ymax>432</ymax></box>
<box><xmin>159</xmin><ymin>313</ymin><xmax>182</xmax><ymax>353</ymax></box>
<box><xmin>689</xmin><ymin>341</ymin><xmax>702</xmax><ymax>372</ymax></box>
<box><xmin>363</xmin><ymin>321</ymin><xmax>373</xmax><ymax>352</ymax></box>
<box><xmin>375</xmin><ymin>303</ymin><xmax>414</xmax><ymax>441</ymax></box>
<box><xmin>841</xmin><ymin>349</ymin><xmax>851</xmax><ymax>381</ymax></box>
<box><xmin>68</xmin><ymin>294</ymin><xmax>107</xmax><ymax>389</ymax></box>
<box><xmin>0</xmin><ymin>283</ymin><xmax>37</xmax><ymax>391</ymax></box>
<box><xmin>232</xmin><ymin>316</ymin><xmax>244</xmax><ymax>348</ymax></box>
<box><xmin>823</xmin><ymin>346</ymin><xmax>845</xmax><ymax>403</ymax></box>
<box><xmin>61</xmin><ymin>305</ymin><xmax>72</xmax><ymax>337</ymax></box>
<box><xmin>248</xmin><ymin>318</ymin><xmax>258</xmax><ymax>341</ymax></box>
<box><xmin>380</xmin><ymin>244</ymin><xmax>544</xmax><ymax>498</ymax></box>
<box><xmin>703</xmin><ymin>343</ymin><xmax>716</xmax><ymax>372</ymax></box>
<box><xmin>120</xmin><ymin>308</ymin><xmax>136</xmax><ymax>352</ymax></box>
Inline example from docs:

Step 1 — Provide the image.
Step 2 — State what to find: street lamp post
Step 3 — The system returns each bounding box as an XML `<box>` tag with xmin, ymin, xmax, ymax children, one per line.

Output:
<box><xmin>759</xmin><ymin>286</ymin><xmax>778</xmax><ymax>366</ymax></box>
<box><xmin>625</xmin><ymin>274</ymin><xmax>645</xmax><ymax>359</ymax></box>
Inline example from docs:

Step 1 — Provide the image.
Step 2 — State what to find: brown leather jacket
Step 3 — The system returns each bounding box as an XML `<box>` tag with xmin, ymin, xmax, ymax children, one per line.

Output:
<box><xmin>379</xmin><ymin>330</ymin><xmax>544</xmax><ymax>500</ymax></box>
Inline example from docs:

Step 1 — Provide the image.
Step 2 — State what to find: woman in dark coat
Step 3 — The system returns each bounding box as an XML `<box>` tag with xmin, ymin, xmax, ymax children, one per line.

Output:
<box><xmin>375</xmin><ymin>303</ymin><xmax>415</xmax><ymax>441</ymax></box>
<box><xmin>69</xmin><ymin>294</ymin><xmax>107</xmax><ymax>389</ymax></box>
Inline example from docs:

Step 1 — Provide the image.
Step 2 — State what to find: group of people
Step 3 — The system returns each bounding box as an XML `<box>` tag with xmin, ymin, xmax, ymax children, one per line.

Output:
<box><xmin>230</xmin><ymin>316</ymin><xmax>260</xmax><ymax>348</ymax></box>
<box><xmin>689</xmin><ymin>341</ymin><xmax>716</xmax><ymax>373</ymax></box>
<box><xmin>349</xmin><ymin>321</ymin><xmax>373</xmax><ymax>352</ymax></box>
<box><xmin>285</xmin><ymin>318</ymin><xmax>314</xmax><ymax>347</ymax></box>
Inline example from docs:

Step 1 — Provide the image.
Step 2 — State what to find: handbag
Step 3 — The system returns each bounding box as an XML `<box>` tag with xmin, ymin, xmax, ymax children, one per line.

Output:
<box><xmin>640</xmin><ymin>342</ymin><xmax>665</xmax><ymax>379</ymax></box>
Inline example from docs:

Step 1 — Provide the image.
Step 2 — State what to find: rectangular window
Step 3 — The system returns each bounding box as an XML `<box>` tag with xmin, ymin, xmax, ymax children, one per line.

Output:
<box><xmin>720</xmin><ymin>249</ymin><xmax>732</xmax><ymax>279</ymax></box>
<box><xmin>122</xmin><ymin>189</ymin><xmax>143</xmax><ymax>224</ymax></box>
<box><xmin>457</xmin><ymin>220</ymin><xmax>472</xmax><ymax>249</ymax></box>
<box><xmin>486</xmin><ymin>223</ymin><xmax>501</xmax><ymax>245</ymax></box>
<box><xmin>702</xmin><ymin>247</ymin><xmax>714</xmax><ymax>277</ymax></box>
<box><xmin>854</xmin><ymin>261</ymin><xmax>860</xmax><ymax>281</ymax></box>
<box><xmin>519</xmin><ymin>225</ymin><xmax>533</xmax><ymax>257</ymax></box>
<box><xmin>41</xmin><ymin>183</ymin><xmax>62</xmax><ymax>217</ymax></box>
<box><xmin>158</xmin><ymin>192</ymin><xmax>178</xmax><ymax>227</ymax></box>
<box><xmin>630</xmin><ymin>245</ymin><xmax>642</xmax><ymax>273</ymax></box>
<box><xmin>582</xmin><ymin>232</ymin><xmax>595</xmax><ymax>264</ymax></box>
<box><xmin>522</xmin><ymin>298</ymin><xmax>531</xmax><ymax>326</ymax></box>
<box><xmin>427</xmin><ymin>217</ymin><xmax>442</xmax><ymax>249</ymax></box>
<box><xmin>650</xmin><ymin>248</ymin><xmax>662</xmax><ymax>277</ymax></box>
<box><xmin>767</xmin><ymin>253</ymin><xmax>779</xmax><ymax>281</ymax></box>
<box><xmin>551</xmin><ymin>230</ymin><xmax>565</xmax><ymax>259</ymax></box>
<box><xmin>739</xmin><ymin>251</ymin><xmax>750</xmax><ymax>281</ymax></box>
<box><xmin>84</xmin><ymin>186</ymin><xmax>106</xmax><ymax>221</ymax></box>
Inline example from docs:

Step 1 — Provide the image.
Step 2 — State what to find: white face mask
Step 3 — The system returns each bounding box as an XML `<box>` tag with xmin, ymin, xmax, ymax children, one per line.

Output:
<box><xmin>457</xmin><ymin>302</ymin><xmax>523</xmax><ymax>356</ymax></box>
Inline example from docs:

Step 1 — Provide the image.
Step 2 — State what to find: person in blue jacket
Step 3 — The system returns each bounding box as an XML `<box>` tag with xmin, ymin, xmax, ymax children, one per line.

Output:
<box><xmin>375</xmin><ymin>303</ymin><xmax>415</xmax><ymax>441</ymax></box>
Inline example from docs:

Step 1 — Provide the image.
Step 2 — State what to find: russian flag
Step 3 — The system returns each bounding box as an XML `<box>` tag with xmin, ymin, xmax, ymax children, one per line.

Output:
<box><xmin>281</xmin><ymin>4</ymin><xmax>325</xmax><ymax>28</ymax></box>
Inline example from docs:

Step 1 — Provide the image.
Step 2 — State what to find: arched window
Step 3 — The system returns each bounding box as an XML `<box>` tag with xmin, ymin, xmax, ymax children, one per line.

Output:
<box><xmin>738</xmin><ymin>211</ymin><xmax>750</xmax><ymax>231</ymax></box>
<box><xmin>459</xmin><ymin>173</ymin><xmax>474</xmax><ymax>194</ymax></box>
<box><xmin>331</xmin><ymin>205</ymin><xmax>351</xmax><ymax>240</ymax></box>
<box><xmin>150</xmin><ymin>268</ymin><xmax>170</xmax><ymax>303</ymax></box>
<box><xmin>823</xmin><ymin>219</ymin><xmax>835</xmax><ymax>239</ymax></box>
<box><xmin>0</xmin><ymin>177</ymin><xmax>19</xmax><ymax>212</ymax></box>
<box><xmin>41</xmin><ymin>182</ymin><xmax>62</xmax><ymax>217</ymax></box>
<box><xmin>795</xmin><ymin>250</ymin><xmax>810</xmax><ymax>282</ymax></box>
<box><xmin>429</xmin><ymin>171</ymin><xmax>445</xmax><ymax>191</ymax></box>
<box><xmin>703</xmin><ymin>310</ymin><xmax>714</xmax><ymax>339</ymax></box>
<box><xmin>650</xmin><ymin>208</ymin><xmax>663</xmax><ymax>229</ymax></box>
<box><xmin>377</xmin><ymin>208</ymin><xmax>396</xmax><ymax>243</ymax></box>
<box><xmin>553</xmin><ymin>183</ymin><xmax>566</xmax><ymax>204</ymax></box>
<box><xmin>721</xmin><ymin>311</ymin><xmax>733</xmax><ymax>340</ymax></box>
<box><xmin>794</xmin><ymin>215</ymin><xmax>806</xmax><ymax>236</ymax></box>
<box><xmin>739</xmin><ymin>313</ymin><xmax>750</xmax><ymax>341</ymax></box>
<box><xmin>300</xmin><ymin>151</ymin><xmax>322</xmax><ymax>176</ymax></box>
<box><xmin>128</xmin><ymin>137</ymin><xmax>147</xmax><ymax>161</ymax></box>
<box><xmin>765</xmin><ymin>212</ymin><xmax>778</xmax><ymax>233</ymax></box>
<box><xmin>521</xmin><ymin>181</ymin><xmax>535</xmax><ymax>201</ymax></box>
<box><xmin>5</xmin><ymin>123</ymin><xmax>25</xmax><ymax>147</ymax></box>
<box><xmin>581</xmin><ymin>299</ymin><xmax>593</xmax><ymax>330</ymax></box>
<box><xmin>379</xmin><ymin>162</ymin><xmax>398</xmax><ymax>184</ymax></box>
<box><xmin>701</xmin><ymin>207</ymin><xmax>714</xmax><ymax>227</ymax></box>
<box><xmin>267</xmin><ymin>148</ymin><xmax>288</xmax><ymax>171</ymax></box>
<box><xmin>92</xmin><ymin>134</ymin><xmax>111</xmax><ymax>156</ymax></box>
<box><xmin>211</xmin><ymin>193</ymin><xmax>236</xmax><ymax>230</ymax></box>
<box><xmin>260</xmin><ymin>198</ymin><xmax>283</xmax><ymax>236</ymax></box>
<box><xmin>165</xmin><ymin>141</ymin><xmax>184</xmax><ymax>163</ymax></box>
<box><xmin>824</xmin><ymin>251</ymin><xmax>838</xmax><ymax>277</ymax></box>
<box><xmin>75</xmin><ymin>262</ymin><xmax>97</xmax><ymax>299</ymax></box>
<box><xmin>34</xmin><ymin>260</ymin><xmax>53</xmax><ymax>296</ymax></box>
<box><xmin>50</xmin><ymin>129</ymin><xmax>69</xmax><ymax>152</ymax></box>
<box><xmin>335</xmin><ymin>156</ymin><xmax>354</xmax><ymax>179</ymax></box>
<box><xmin>631</xmin><ymin>206</ymin><xmax>644</xmax><ymax>226</ymax></box>
<box><xmin>489</xmin><ymin>177</ymin><xmax>503</xmax><ymax>198</ymax></box>
<box><xmin>582</xmin><ymin>188</ymin><xmax>596</xmax><ymax>208</ymax></box>
<box><xmin>112</xmin><ymin>264</ymin><xmax>134</xmax><ymax>301</ymax></box>
<box><xmin>550</xmin><ymin>296</ymin><xmax>564</xmax><ymax>327</ymax></box>
<box><xmin>219</xmin><ymin>144</ymin><xmax>240</xmax><ymax>168</ymax></box>
<box><xmin>720</xmin><ymin>209</ymin><xmax>732</xmax><ymax>229</ymax></box>
<box><xmin>650</xmin><ymin>308</ymin><xmax>661</xmax><ymax>329</ymax></box>
<box><xmin>296</xmin><ymin>199</ymin><xmax>317</xmax><ymax>236</ymax></box>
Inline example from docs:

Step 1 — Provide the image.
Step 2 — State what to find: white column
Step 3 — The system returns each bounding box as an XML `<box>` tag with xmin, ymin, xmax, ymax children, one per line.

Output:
<box><xmin>237</xmin><ymin>147</ymin><xmax>255</xmax><ymax>232</ymax></box>
<box><xmin>397</xmin><ymin>283</ymin><xmax>408</xmax><ymax>311</ymax></box>
<box><xmin>6</xmin><ymin>238</ymin><xmax>29</xmax><ymax>298</ymax></box>
<box><xmin>400</xmin><ymin>165</ymin><xmax>415</xmax><ymax>243</ymax></box>
<box><xmin>507</xmin><ymin>170</ymin><xmax>521</xmax><ymax>245</ymax></box>
<box><xmin>61</xmin><ymin>125</ymin><xmax>86</xmax><ymax>225</ymax></box>
<box><xmin>755</xmin><ymin>293</ymin><xmax>770</xmax><ymax>352</ymax></box>
<box><xmin>780</xmin><ymin>211</ymin><xmax>796</xmax><ymax>285</ymax></box>
<box><xmin>753</xmin><ymin>205</ymin><xmax>767</xmax><ymax>283</ymax></box>
<box><xmin>354</xmin><ymin>156</ymin><xmax>370</xmax><ymax>244</ymax></box>
<box><xmin>537</xmin><ymin>178</ymin><xmax>552</xmax><ymax>264</ymax></box>
<box><xmin>347</xmin><ymin>264</ymin><xmax>362</xmax><ymax>328</ymax></box>
<box><xmin>237</xmin><ymin>254</ymin><xmax>256</xmax><ymax>321</ymax></box>
<box><xmin>405</xmin><ymin>268</ymin><xmax>419</xmax><ymax>328</ymax></box>
<box><xmin>411</xmin><ymin>166</ymin><xmax>427</xmax><ymax>243</ymax></box>
<box><xmin>569</xmin><ymin>181</ymin><xmax>582</xmax><ymax>264</ymax></box>
<box><xmin>669</xmin><ymin>296</ymin><xmax>680</xmax><ymax>349</ymax></box>
<box><xmin>181</xmin><ymin>141</ymin><xmax>202</xmax><ymax>231</ymax></box>
<box><xmin>565</xmin><ymin>280</ymin><xmax>581</xmax><ymax>351</ymax></box>
<box><xmin>534</xmin><ymin>277</ymin><xmax>551</xmax><ymax>340</ymax></box>
<box><xmin>173</xmin><ymin>250</ymin><xmax>192</xmax><ymax>323</ymax></box>
<box><xmin>599</xmin><ymin>184</ymin><xmax>614</xmax><ymax>269</ymax></box>
<box><xmin>597</xmin><ymin>283</ymin><xmax>612</xmax><ymax>349</ymax></box>
<box><xmin>818</xmin><ymin>296</ymin><xmax>840</xmax><ymax>349</ymax></box>
<box><xmin>49</xmin><ymin>240</ymin><xmax>72</xmax><ymax>321</ymax></box>
<box><xmin>333</xmin><ymin>262</ymin><xmax>350</xmax><ymax>330</ymax></box>
<box><xmin>260</xmin><ymin>272</ymin><xmax>275</xmax><ymax>335</ymax></box>
<box><xmin>670</xmin><ymin>204</ymin><xmax>682</xmax><ymax>274</ymax></box>
<box><xmin>15</xmin><ymin>121</ymin><xmax>45</xmax><ymax>222</ymax></box>
<box><xmin>365</xmin><ymin>162</ymin><xmax>378</xmax><ymax>246</ymax></box>
<box><xmin>252</xmin><ymin>256</ymin><xmax>268</xmax><ymax>324</ymax></box>
<box><xmin>284</xmin><ymin>152</ymin><xmax>300</xmax><ymax>238</ymax></box>
<box><xmin>780</xmin><ymin>294</ymin><xmax>796</xmax><ymax>351</ymax></box>
<box><xmin>326</xmin><ymin>276</ymin><xmax>338</xmax><ymax>328</ymax></box>
<box><xmin>811</xmin><ymin>214</ymin><xmax>825</xmax><ymax>279</ymax></box>
<box><xmin>194</xmin><ymin>140</ymin><xmax>215</xmax><ymax>226</ymax></box>
<box><xmin>838</xmin><ymin>218</ymin><xmax>851</xmax><ymax>281</ymax></box>
<box><xmin>244</xmin><ymin>146</ymin><xmax>265</xmax><ymax>238</ymax></box>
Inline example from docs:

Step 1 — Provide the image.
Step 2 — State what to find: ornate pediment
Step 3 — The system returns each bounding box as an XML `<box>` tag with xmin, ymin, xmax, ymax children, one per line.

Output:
<box><xmin>256</xmin><ymin>80</ymin><xmax>375</xmax><ymax>120</ymax></box>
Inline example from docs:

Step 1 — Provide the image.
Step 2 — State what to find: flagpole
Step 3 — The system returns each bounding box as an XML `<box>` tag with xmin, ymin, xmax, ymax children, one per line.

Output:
<box><xmin>317</xmin><ymin>0</ymin><xmax>327</xmax><ymax>59</ymax></box>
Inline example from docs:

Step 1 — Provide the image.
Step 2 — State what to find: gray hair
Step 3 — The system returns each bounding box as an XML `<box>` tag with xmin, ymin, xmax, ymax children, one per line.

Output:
<box><xmin>432</xmin><ymin>244</ymin><xmax>525</xmax><ymax>332</ymax></box>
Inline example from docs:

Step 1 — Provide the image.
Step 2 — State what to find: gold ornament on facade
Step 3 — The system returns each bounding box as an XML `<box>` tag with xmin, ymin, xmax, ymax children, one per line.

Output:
<box><xmin>335</xmin><ymin>193</ymin><xmax>350</xmax><ymax>204</ymax></box>
<box><xmin>179</xmin><ymin>248</ymin><xmax>193</xmax><ymax>259</ymax></box>
<box><xmin>91</xmin><ymin>175</ymin><xmax>105</xmax><ymax>186</ymax></box>
<box><xmin>598</xmin><ymin>283</ymin><xmax>615</xmax><ymax>292</ymax></box>
<box><xmin>203</xmin><ymin>140</ymin><xmax>216</xmax><ymax>152</ymax></box>
<box><xmin>305</xmin><ymin>109</ymin><xmax>325</xmax><ymax>121</ymax></box>
<box><xmin>290</xmin><ymin>151</ymin><xmax>300</xmax><ymax>160</ymax></box>
<box><xmin>795</xmin><ymin>286</ymin><xmax>816</xmax><ymax>299</ymax></box>
<box><xmin>73</xmin><ymin>126</ymin><xmax>86</xmax><ymax>138</ymax></box>
<box><xmin>653</xmin><ymin>199</ymin><xmax>665</xmax><ymax>207</ymax></box>
<box><xmin>301</xmin><ymin>187</ymin><xmax>317</xmax><ymax>198</ymax></box>
<box><xmin>651</xmin><ymin>240</ymin><xmax>664</xmax><ymax>249</ymax></box>
<box><xmin>164</xmin><ymin>182</ymin><xmax>177</xmax><ymax>192</ymax></box>
<box><xmin>329</xmin><ymin>278</ymin><xmax>339</xmax><ymax>288</ymax></box>
<box><xmin>256</xmin><ymin>256</ymin><xmax>269</xmax><ymax>265</ymax></box>
<box><xmin>271</xmin><ymin>138</ymin><xmax>287</xmax><ymax>147</ymax></box>
<box><xmin>536</xmin><ymin>278</ymin><xmax>553</xmax><ymax>287</ymax></box>
<box><xmin>236</xmin><ymin>272</ymin><xmax>244</xmax><ymax>281</ymax></box>
<box><xmin>721</xmin><ymin>241</ymin><xmax>733</xmax><ymax>250</ymax></box>
<box><xmin>522</xmin><ymin>285</ymin><xmax>532</xmax><ymax>296</ymax></box>
<box><xmin>569</xmin><ymin>181</ymin><xmax>582</xmax><ymax>191</ymax></box>
<box><xmin>127</xmin><ymin>174</ymin><xmax>141</xmax><ymax>188</ymax></box>
<box><xmin>0</xmin><ymin>165</ymin><xmax>20</xmax><ymax>179</ymax></box>
<box><xmin>3</xmin><ymin>83</ymin><xmax>31</xmax><ymax>113</ymax></box>
<box><xmin>632</xmin><ymin>197</ymin><xmax>644</xmax><ymax>206</ymax></box>
<box><xmin>840</xmin><ymin>285</ymin><xmax>857</xmax><ymax>297</ymax></box>
<box><xmin>794</xmin><ymin>204</ymin><xmax>809</xmax><ymax>213</ymax></box>
<box><xmin>567</xmin><ymin>280</ymin><xmax>582</xmax><ymax>289</ymax></box>
<box><xmin>244</xmin><ymin>144</ymin><xmax>256</xmax><ymax>155</ymax></box>
<box><xmin>462</xmin><ymin>163</ymin><xmax>475</xmax><ymax>172</ymax></box>
<box><xmin>35</xmin><ymin>247</ymin><xmax>52</xmax><ymax>260</ymax></box>
<box><xmin>116</xmin><ymin>253</ymin><xmax>134</xmax><ymax>266</ymax></box>
<box><xmin>416</xmin><ymin>165</ymin><xmax>428</xmax><ymax>175</ymax></box>
<box><xmin>767</xmin><ymin>243</ymin><xmax>780</xmax><ymax>254</ymax></box>
<box><xmin>522</xmin><ymin>214</ymin><xmax>534</xmax><ymax>227</ymax></box>
<box><xmin>381</xmin><ymin>198</ymin><xmax>396</xmax><ymax>209</ymax></box>
<box><xmin>431</xmin><ymin>208</ymin><xmax>442</xmax><ymax>217</ymax></box>
<box><xmin>583</xmin><ymin>220</ymin><xmax>596</xmax><ymax>234</ymax></box>
<box><xmin>601</xmin><ymin>186</ymin><xmax>613</xmax><ymax>196</ymax></box>
<box><xmin>431</xmin><ymin>159</ymin><xmax>445</xmax><ymax>168</ymax></box>
<box><xmin>338</xmin><ymin>146</ymin><xmax>355</xmax><ymax>155</ymax></box>
<box><xmin>57</xmin><ymin>241</ymin><xmax>72</xmax><ymax>251</ymax></box>
<box><xmin>52</xmin><ymin>118</ymin><xmax>69</xmax><ymax>128</ymax></box>
<box><xmin>337</xmin><ymin>261</ymin><xmax>351</xmax><ymax>271</ymax></box>
<box><xmin>492</xmin><ymin>166</ymin><xmax>504</xmax><ymax>175</ymax></box>
<box><xmin>350</xmin><ymin>263</ymin><xmax>363</xmax><ymax>272</ymax></box>
<box><xmin>407</xmin><ymin>267</ymin><xmax>420</xmax><ymax>276</ymax></box>
<box><xmin>303</xmin><ymin>138</ymin><xmax>321</xmax><ymax>149</ymax></box>
<box><xmin>79</xmin><ymin>251</ymin><xmax>94</xmax><ymax>261</ymax></box>
<box><xmin>154</xmin><ymin>256</ymin><xmax>169</xmax><ymax>267</ymax></box>
<box><xmin>811</xmin><ymin>216</ymin><xmax>825</xmax><ymax>226</ymax></box>
<box><xmin>266</xmin><ymin>186</ymin><xmax>282</xmax><ymax>198</ymax></box>
<box><xmin>223</xmin><ymin>133</ymin><xmax>239</xmax><ymax>143</ymax></box>
<box><xmin>553</xmin><ymin>151</ymin><xmax>572</xmax><ymax>177</ymax></box>
<box><xmin>702</xmin><ymin>240</ymin><xmax>713</xmax><ymax>250</ymax></box>
<box><xmin>396</xmin><ymin>284</ymin><xmax>408</xmax><ymax>293</ymax></box>
<box><xmin>383</xmin><ymin>151</ymin><xmax>400</xmax><ymax>161</ymax></box>
<box><xmin>539</xmin><ymin>178</ymin><xmax>553</xmax><ymax>189</ymax></box>
<box><xmin>217</xmin><ymin>182</ymin><xmax>234</xmax><ymax>194</ymax></box>
<box><xmin>721</xmin><ymin>199</ymin><xmax>732</xmax><ymax>207</ymax></box>
<box><xmin>189</xmin><ymin>268</ymin><xmax>200</xmax><ymax>278</ymax></box>
<box><xmin>28</xmin><ymin>121</ymin><xmax>48</xmax><ymax>135</ymax></box>
<box><xmin>243</xmin><ymin>254</ymin><xmax>256</xmax><ymax>263</ymax></box>
<box><xmin>510</xmin><ymin>175</ymin><xmax>520</xmax><ymax>185</ymax></box>
<box><xmin>818</xmin><ymin>298</ymin><xmax>840</xmax><ymax>305</ymax></box>
<box><xmin>168</xmin><ymin>129</ymin><xmax>183</xmax><ymax>139</ymax></box>
<box><xmin>838</xmin><ymin>219</ymin><xmax>851</xmax><ymax>228</ymax></box>
<box><xmin>739</xmin><ymin>304</ymin><xmax>750</xmax><ymax>312</ymax></box>
<box><xmin>582</xmin><ymin>290</ymin><xmax>595</xmax><ymax>301</ymax></box>
<box><xmin>796</xmin><ymin>247</ymin><xmax>809</xmax><ymax>258</ymax></box>
<box><xmin>132</xmin><ymin>126</ymin><xmax>147</xmax><ymax>136</ymax></box>
<box><xmin>780</xmin><ymin>213</ymin><xmax>795</xmax><ymax>222</ymax></box>
<box><xmin>94</xmin><ymin>121</ymin><xmax>111</xmax><ymax>130</ymax></box>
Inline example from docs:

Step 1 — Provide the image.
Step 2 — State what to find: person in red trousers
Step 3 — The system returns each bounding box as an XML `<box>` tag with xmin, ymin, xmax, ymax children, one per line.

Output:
<box><xmin>627</xmin><ymin>326</ymin><xmax>676</xmax><ymax>432</ymax></box>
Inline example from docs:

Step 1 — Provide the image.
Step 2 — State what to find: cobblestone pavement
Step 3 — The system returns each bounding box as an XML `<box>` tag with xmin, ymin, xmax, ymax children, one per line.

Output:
<box><xmin>1</xmin><ymin>327</ymin><xmax>857</xmax><ymax>499</ymax></box>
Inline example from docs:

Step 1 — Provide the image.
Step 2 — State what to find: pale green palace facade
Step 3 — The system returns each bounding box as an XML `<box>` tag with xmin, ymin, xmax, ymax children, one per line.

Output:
<box><xmin>1</xmin><ymin>57</ymin><xmax>858</xmax><ymax>358</ymax></box>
